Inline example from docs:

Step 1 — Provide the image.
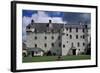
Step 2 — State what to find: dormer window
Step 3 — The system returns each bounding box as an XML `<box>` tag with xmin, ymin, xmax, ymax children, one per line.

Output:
<box><xmin>70</xmin><ymin>28</ymin><xmax>72</xmax><ymax>32</ymax></box>
<box><xmin>76</xmin><ymin>28</ymin><xmax>78</xmax><ymax>32</ymax></box>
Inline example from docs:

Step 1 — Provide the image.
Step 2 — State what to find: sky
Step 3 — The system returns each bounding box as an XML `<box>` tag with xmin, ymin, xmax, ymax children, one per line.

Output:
<box><xmin>22</xmin><ymin>10</ymin><xmax>91</xmax><ymax>41</ymax></box>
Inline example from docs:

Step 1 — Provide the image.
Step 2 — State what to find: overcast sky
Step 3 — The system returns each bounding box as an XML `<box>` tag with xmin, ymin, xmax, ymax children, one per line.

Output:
<box><xmin>22</xmin><ymin>10</ymin><xmax>91</xmax><ymax>41</ymax></box>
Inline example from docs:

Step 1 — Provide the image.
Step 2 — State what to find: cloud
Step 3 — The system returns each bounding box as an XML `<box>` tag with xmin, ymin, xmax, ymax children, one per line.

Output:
<box><xmin>22</xmin><ymin>11</ymin><xmax>65</xmax><ymax>41</ymax></box>
<box><xmin>79</xmin><ymin>13</ymin><xmax>91</xmax><ymax>23</ymax></box>
<box><xmin>31</xmin><ymin>11</ymin><xmax>65</xmax><ymax>23</ymax></box>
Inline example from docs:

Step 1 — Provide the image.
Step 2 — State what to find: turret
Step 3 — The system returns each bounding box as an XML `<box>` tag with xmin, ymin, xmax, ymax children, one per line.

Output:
<box><xmin>62</xmin><ymin>23</ymin><xmax>67</xmax><ymax>34</ymax></box>
<box><xmin>26</xmin><ymin>19</ymin><xmax>35</xmax><ymax>32</ymax></box>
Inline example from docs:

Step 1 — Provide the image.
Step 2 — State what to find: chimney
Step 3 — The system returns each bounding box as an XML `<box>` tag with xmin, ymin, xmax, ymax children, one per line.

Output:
<box><xmin>31</xmin><ymin>19</ymin><xmax>34</xmax><ymax>25</ymax></box>
<box><xmin>49</xmin><ymin>20</ymin><xmax>52</xmax><ymax>23</ymax></box>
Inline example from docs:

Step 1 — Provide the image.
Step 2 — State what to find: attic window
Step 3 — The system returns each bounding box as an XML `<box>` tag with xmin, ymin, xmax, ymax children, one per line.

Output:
<box><xmin>70</xmin><ymin>28</ymin><xmax>72</xmax><ymax>32</ymax></box>
<box><xmin>76</xmin><ymin>28</ymin><xmax>78</xmax><ymax>32</ymax></box>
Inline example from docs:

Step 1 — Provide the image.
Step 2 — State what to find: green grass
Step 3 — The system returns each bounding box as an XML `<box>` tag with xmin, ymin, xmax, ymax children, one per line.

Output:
<box><xmin>23</xmin><ymin>55</ymin><xmax>91</xmax><ymax>63</ymax></box>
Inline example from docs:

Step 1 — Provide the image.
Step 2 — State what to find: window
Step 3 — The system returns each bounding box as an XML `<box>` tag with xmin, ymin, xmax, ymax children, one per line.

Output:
<box><xmin>66</xmin><ymin>28</ymin><xmax>68</xmax><ymax>31</ymax></box>
<box><xmin>77</xmin><ymin>42</ymin><xmax>80</xmax><ymax>47</ymax></box>
<box><xmin>66</xmin><ymin>34</ymin><xmax>68</xmax><ymax>36</ymax></box>
<box><xmin>70</xmin><ymin>28</ymin><xmax>72</xmax><ymax>32</ymax></box>
<box><xmin>44</xmin><ymin>36</ymin><xmax>47</xmax><ymax>40</ymax></box>
<box><xmin>83</xmin><ymin>35</ymin><xmax>85</xmax><ymax>39</ymax></box>
<box><xmin>72</xmin><ymin>42</ymin><xmax>74</xmax><ymax>46</ymax></box>
<box><xmin>44</xmin><ymin>43</ymin><xmax>47</xmax><ymax>47</ymax></box>
<box><xmin>80</xmin><ymin>35</ymin><xmax>82</xmax><ymax>38</ymax></box>
<box><xmin>85</xmin><ymin>25</ymin><xmax>87</xmax><ymax>28</ymax></box>
<box><xmin>34</xmin><ymin>36</ymin><xmax>37</xmax><ymax>40</ymax></box>
<box><xmin>35</xmin><ymin>44</ymin><xmax>37</xmax><ymax>47</ymax></box>
<box><xmin>63</xmin><ymin>44</ymin><xmax>65</xmax><ymax>48</ymax></box>
<box><xmin>76</xmin><ymin>28</ymin><xmax>78</xmax><ymax>32</ymax></box>
<box><xmin>59</xmin><ymin>42</ymin><xmax>61</xmax><ymax>47</ymax></box>
<box><xmin>58</xmin><ymin>36</ymin><xmax>61</xmax><ymax>40</ymax></box>
<box><xmin>82</xmin><ymin>29</ymin><xmax>85</xmax><ymax>33</ymax></box>
<box><xmin>76</xmin><ymin>35</ymin><xmax>78</xmax><ymax>39</ymax></box>
<box><xmin>83</xmin><ymin>42</ymin><xmax>85</xmax><ymax>46</ymax></box>
<box><xmin>67</xmin><ymin>41</ymin><xmax>68</xmax><ymax>43</ymax></box>
<box><xmin>51</xmin><ymin>43</ymin><xmax>54</xmax><ymax>47</ymax></box>
<box><xmin>70</xmin><ymin>35</ymin><xmax>72</xmax><ymax>39</ymax></box>
<box><xmin>51</xmin><ymin>36</ymin><xmax>54</xmax><ymax>39</ymax></box>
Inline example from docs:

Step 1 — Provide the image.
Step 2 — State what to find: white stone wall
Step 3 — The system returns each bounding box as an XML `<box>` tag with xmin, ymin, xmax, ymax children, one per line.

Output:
<box><xmin>26</xmin><ymin>32</ymin><xmax>61</xmax><ymax>55</ymax></box>
<box><xmin>61</xmin><ymin>28</ymin><xmax>88</xmax><ymax>56</ymax></box>
<box><xmin>26</xmin><ymin>28</ymin><xmax>90</xmax><ymax>56</ymax></box>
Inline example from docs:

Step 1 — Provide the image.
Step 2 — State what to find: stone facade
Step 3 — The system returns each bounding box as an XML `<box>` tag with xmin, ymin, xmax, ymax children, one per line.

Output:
<box><xmin>25</xmin><ymin>20</ymin><xmax>91</xmax><ymax>56</ymax></box>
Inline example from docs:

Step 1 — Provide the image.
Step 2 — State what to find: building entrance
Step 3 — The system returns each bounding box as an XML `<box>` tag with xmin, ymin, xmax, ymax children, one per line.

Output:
<box><xmin>72</xmin><ymin>49</ymin><xmax>76</xmax><ymax>55</ymax></box>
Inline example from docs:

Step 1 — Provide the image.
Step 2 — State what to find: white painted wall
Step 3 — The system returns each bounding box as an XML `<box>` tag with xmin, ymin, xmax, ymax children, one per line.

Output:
<box><xmin>26</xmin><ymin>26</ymin><xmax>90</xmax><ymax>56</ymax></box>
<box><xmin>26</xmin><ymin>32</ymin><xmax>61</xmax><ymax>55</ymax></box>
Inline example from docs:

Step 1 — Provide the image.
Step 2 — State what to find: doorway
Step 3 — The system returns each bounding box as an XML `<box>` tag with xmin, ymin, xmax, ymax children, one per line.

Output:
<box><xmin>72</xmin><ymin>49</ymin><xmax>76</xmax><ymax>55</ymax></box>
<box><xmin>31</xmin><ymin>51</ymin><xmax>34</xmax><ymax>57</ymax></box>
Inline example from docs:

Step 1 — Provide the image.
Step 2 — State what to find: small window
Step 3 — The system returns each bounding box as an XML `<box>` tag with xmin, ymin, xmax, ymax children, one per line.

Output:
<box><xmin>67</xmin><ymin>41</ymin><xmax>68</xmax><ymax>43</ymax></box>
<box><xmin>35</xmin><ymin>51</ymin><xmax>38</xmax><ymax>54</ymax></box>
<box><xmin>58</xmin><ymin>36</ymin><xmax>61</xmax><ymax>40</ymax></box>
<box><xmin>80</xmin><ymin>35</ymin><xmax>82</xmax><ymax>38</ymax></box>
<box><xmin>44</xmin><ymin>36</ymin><xmax>47</xmax><ymax>40</ymax></box>
<box><xmin>72</xmin><ymin>42</ymin><xmax>74</xmax><ymax>46</ymax></box>
<box><xmin>51</xmin><ymin>36</ymin><xmax>54</xmax><ymax>39</ymax></box>
<box><xmin>77</xmin><ymin>42</ymin><xmax>80</xmax><ymax>47</ymax></box>
<box><xmin>34</xmin><ymin>36</ymin><xmax>37</xmax><ymax>40</ymax></box>
<box><xmin>85</xmin><ymin>25</ymin><xmax>87</xmax><ymax>28</ymax></box>
<box><xmin>76</xmin><ymin>35</ymin><xmax>78</xmax><ymax>39</ymax></box>
<box><xmin>44</xmin><ymin>43</ymin><xmax>47</xmax><ymax>47</ymax></box>
<box><xmin>66</xmin><ymin>34</ymin><xmax>68</xmax><ymax>36</ymax></box>
<box><xmin>63</xmin><ymin>44</ymin><xmax>65</xmax><ymax>48</ymax></box>
<box><xmin>76</xmin><ymin>28</ymin><xmax>78</xmax><ymax>32</ymax></box>
<box><xmin>83</xmin><ymin>35</ymin><xmax>85</xmax><ymax>39</ymax></box>
<box><xmin>51</xmin><ymin>43</ymin><xmax>54</xmax><ymax>47</ymax></box>
<box><xmin>82</xmin><ymin>29</ymin><xmax>85</xmax><ymax>33</ymax></box>
<box><xmin>83</xmin><ymin>42</ymin><xmax>85</xmax><ymax>46</ymax></box>
<box><xmin>35</xmin><ymin>44</ymin><xmax>37</xmax><ymax>47</ymax></box>
<box><xmin>59</xmin><ymin>42</ymin><xmax>61</xmax><ymax>47</ymax></box>
<box><xmin>70</xmin><ymin>28</ymin><xmax>72</xmax><ymax>32</ymax></box>
<box><xmin>66</xmin><ymin>28</ymin><xmax>68</xmax><ymax>31</ymax></box>
<box><xmin>70</xmin><ymin>35</ymin><xmax>72</xmax><ymax>39</ymax></box>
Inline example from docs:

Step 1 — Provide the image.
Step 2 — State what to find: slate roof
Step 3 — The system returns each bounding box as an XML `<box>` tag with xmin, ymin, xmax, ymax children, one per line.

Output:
<box><xmin>27</xmin><ymin>47</ymin><xmax>44</xmax><ymax>52</ymax></box>
<box><xmin>26</xmin><ymin>22</ymin><xmax>90</xmax><ymax>33</ymax></box>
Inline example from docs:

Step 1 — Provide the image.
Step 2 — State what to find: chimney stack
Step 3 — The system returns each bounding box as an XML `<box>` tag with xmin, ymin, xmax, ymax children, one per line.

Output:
<box><xmin>49</xmin><ymin>20</ymin><xmax>52</xmax><ymax>23</ymax></box>
<box><xmin>31</xmin><ymin>19</ymin><xmax>34</xmax><ymax>25</ymax></box>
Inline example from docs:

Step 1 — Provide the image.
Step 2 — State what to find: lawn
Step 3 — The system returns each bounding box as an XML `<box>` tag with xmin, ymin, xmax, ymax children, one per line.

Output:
<box><xmin>23</xmin><ymin>55</ymin><xmax>91</xmax><ymax>63</ymax></box>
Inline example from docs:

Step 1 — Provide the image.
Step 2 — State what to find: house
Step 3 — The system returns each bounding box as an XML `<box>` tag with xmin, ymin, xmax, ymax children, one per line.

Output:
<box><xmin>25</xmin><ymin>19</ymin><xmax>91</xmax><ymax>56</ymax></box>
<box><xmin>27</xmin><ymin>48</ymin><xmax>44</xmax><ymax>56</ymax></box>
